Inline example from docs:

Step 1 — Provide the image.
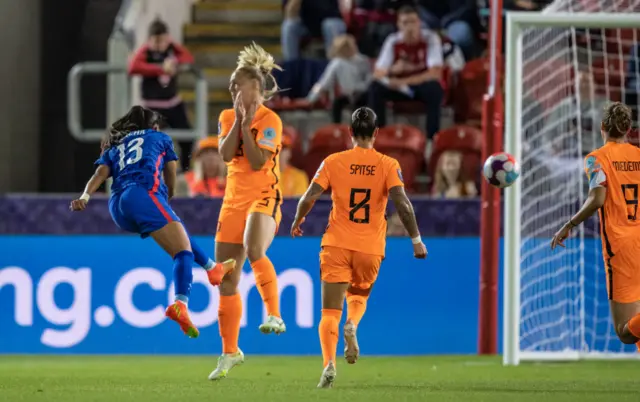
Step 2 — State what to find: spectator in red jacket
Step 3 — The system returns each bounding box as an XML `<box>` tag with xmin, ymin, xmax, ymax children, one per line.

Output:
<box><xmin>128</xmin><ymin>19</ymin><xmax>194</xmax><ymax>168</ymax></box>
<box><xmin>368</xmin><ymin>5</ymin><xmax>444</xmax><ymax>139</ymax></box>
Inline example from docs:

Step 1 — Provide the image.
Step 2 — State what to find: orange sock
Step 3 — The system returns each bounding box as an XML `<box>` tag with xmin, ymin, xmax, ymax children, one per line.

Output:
<box><xmin>346</xmin><ymin>292</ymin><xmax>368</xmax><ymax>327</ymax></box>
<box><xmin>628</xmin><ymin>314</ymin><xmax>640</xmax><ymax>339</ymax></box>
<box><xmin>250</xmin><ymin>257</ymin><xmax>280</xmax><ymax>317</ymax></box>
<box><xmin>636</xmin><ymin>341</ymin><xmax>640</xmax><ymax>353</ymax></box>
<box><xmin>319</xmin><ymin>309</ymin><xmax>342</xmax><ymax>367</ymax></box>
<box><xmin>218</xmin><ymin>294</ymin><xmax>242</xmax><ymax>354</ymax></box>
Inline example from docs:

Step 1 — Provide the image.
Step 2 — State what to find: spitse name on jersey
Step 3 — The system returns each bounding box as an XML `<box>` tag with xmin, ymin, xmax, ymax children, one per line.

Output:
<box><xmin>313</xmin><ymin>147</ymin><xmax>404</xmax><ymax>258</ymax></box>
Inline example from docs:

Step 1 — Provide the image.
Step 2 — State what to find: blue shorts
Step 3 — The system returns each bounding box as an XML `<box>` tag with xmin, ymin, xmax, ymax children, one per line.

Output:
<box><xmin>109</xmin><ymin>186</ymin><xmax>181</xmax><ymax>238</ymax></box>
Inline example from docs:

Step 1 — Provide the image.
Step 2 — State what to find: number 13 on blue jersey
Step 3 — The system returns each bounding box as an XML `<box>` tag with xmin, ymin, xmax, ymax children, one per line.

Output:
<box><xmin>117</xmin><ymin>138</ymin><xmax>145</xmax><ymax>169</ymax></box>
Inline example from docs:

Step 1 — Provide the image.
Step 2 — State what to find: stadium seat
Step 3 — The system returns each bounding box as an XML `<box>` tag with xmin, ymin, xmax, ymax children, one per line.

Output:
<box><xmin>304</xmin><ymin>124</ymin><xmax>352</xmax><ymax>180</ymax></box>
<box><xmin>453</xmin><ymin>57</ymin><xmax>489</xmax><ymax>123</ymax></box>
<box><xmin>283</xmin><ymin>126</ymin><xmax>306</xmax><ymax>170</ymax></box>
<box><xmin>375</xmin><ymin>125</ymin><xmax>426</xmax><ymax>191</ymax></box>
<box><xmin>592</xmin><ymin>57</ymin><xmax>623</xmax><ymax>102</ymax></box>
<box><xmin>428</xmin><ymin>125</ymin><xmax>483</xmax><ymax>187</ymax></box>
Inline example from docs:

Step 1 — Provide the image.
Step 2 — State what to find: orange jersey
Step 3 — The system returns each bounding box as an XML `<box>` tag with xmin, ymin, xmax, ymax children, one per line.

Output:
<box><xmin>218</xmin><ymin>105</ymin><xmax>283</xmax><ymax>202</ymax></box>
<box><xmin>585</xmin><ymin>142</ymin><xmax>640</xmax><ymax>251</ymax></box>
<box><xmin>313</xmin><ymin>147</ymin><xmax>404</xmax><ymax>257</ymax></box>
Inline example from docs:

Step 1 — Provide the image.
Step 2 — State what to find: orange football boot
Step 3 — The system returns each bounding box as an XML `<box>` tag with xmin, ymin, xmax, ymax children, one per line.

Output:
<box><xmin>165</xmin><ymin>300</ymin><xmax>199</xmax><ymax>338</ymax></box>
<box><xmin>207</xmin><ymin>258</ymin><xmax>236</xmax><ymax>286</ymax></box>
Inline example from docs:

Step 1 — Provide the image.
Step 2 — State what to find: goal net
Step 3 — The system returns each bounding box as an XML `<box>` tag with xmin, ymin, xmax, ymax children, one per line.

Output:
<box><xmin>504</xmin><ymin>3</ymin><xmax>640</xmax><ymax>365</ymax></box>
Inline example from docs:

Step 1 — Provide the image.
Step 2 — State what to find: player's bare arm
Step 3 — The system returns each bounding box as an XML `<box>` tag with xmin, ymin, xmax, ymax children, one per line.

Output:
<box><xmin>70</xmin><ymin>164</ymin><xmax>111</xmax><ymax>211</ymax></box>
<box><xmin>291</xmin><ymin>183</ymin><xmax>325</xmax><ymax>237</ymax></box>
<box><xmin>551</xmin><ymin>186</ymin><xmax>606</xmax><ymax>250</ymax></box>
<box><xmin>163</xmin><ymin>160</ymin><xmax>178</xmax><ymax>199</ymax></box>
<box><xmin>389</xmin><ymin>185</ymin><xmax>427</xmax><ymax>259</ymax></box>
<box><xmin>218</xmin><ymin>94</ymin><xmax>244</xmax><ymax>162</ymax></box>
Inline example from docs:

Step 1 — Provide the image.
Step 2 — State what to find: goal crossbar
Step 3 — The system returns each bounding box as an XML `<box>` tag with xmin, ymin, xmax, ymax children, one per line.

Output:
<box><xmin>503</xmin><ymin>11</ymin><xmax>640</xmax><ymax>366</ymax></box>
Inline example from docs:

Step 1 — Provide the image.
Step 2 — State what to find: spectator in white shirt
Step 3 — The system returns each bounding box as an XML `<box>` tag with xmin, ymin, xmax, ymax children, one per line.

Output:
<box><xmin>368</xmin><ymin>5</ymin><xmax>444</xmax><ymax>139</ymax></box>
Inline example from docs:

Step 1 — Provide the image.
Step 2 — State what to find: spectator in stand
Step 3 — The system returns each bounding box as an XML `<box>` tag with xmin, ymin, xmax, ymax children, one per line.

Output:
<box><xmin>176</xmin><ymin>137</ymin><xmax>226</xmax><ymax>198</ymax></box>
<box><xmin>369</xmin><ymin>5</ymin><xmax>444</xmax><ymax>139</ymax></box>
<box><xmin>128</xmin><ymin>18</ymin><xmax>194</xmax><ymax>170</ymax></box>
<box><xmin>431</xmin><ymin>150</ymin><xmax>477</xmax><ymax>198</ymax></box>
<box><xmin>281</xmin><ymin>0</ymin><xmax>347</xmax><ymax>61</ymax></box>
<box><xmin>416</xmin><ymin>0</ymin><xmax>480</xmax><ymax>60</ymax></box>
<box><xmin>280</xmin><ymin>134</ymin><xmax>309</xmax><ymax>197</ymax></box>
<box><xmin>307</xmin><ymin>34</ymin><xmax>372</xmax><ymax>123</ymax></box>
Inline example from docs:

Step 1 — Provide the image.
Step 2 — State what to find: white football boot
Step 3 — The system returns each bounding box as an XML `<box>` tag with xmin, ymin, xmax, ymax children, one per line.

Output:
<box><xmin>343</xmin><ymin>319</ymin><xmax>360</xmax><ymax>364</ymax></box>
<box><xmin>259</xmin><ymin>315</ymin><xmax>286</xmax><ymax>334</ymax></box>
<box><xmin>208</xmin><ymin>349</ymin><xmax>244</xmax><ymax>380</ymax></box>
<box><xmin>317</xmin><ymin>361</ymin><xmax>336</xmax><ymax>388</ymax></box>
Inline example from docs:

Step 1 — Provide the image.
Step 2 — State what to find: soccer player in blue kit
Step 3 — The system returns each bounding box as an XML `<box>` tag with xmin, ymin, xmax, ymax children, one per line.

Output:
<box><xmin>70</xmin><ymin>106</ymin><xmax>234</xmax><ymax>339</ymax></box>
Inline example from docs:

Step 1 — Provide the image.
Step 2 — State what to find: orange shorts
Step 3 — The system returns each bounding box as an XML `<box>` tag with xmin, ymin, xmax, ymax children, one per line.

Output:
<box><xmin>606</xmin><ymin>242</ymin><xmax>640</xmax><ymax>303</ymax></box>
<box><xmin>216</xmin><ymin>197</ymin><xmax>282</xmax><ymax>245</ymax></box>
<box><xmin>319</xmin><ymin>246</ymin><xmax>382</xmax><ymax>289</ymax></box>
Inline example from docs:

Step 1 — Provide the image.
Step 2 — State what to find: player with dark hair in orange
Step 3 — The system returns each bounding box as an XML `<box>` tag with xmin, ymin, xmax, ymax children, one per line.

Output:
<box><xmin>291</xmin><ymin>107</ymin><xmax>427</xmax><ymax>388</ymax></box>
<box><xmin>552</xmin><ymin>102</ymin><xmax>640</xmax><ymax>352</ymax></box>
<box><xmin>209</xmin><ymin>43</ymin><xmax>285</xmax><ymax>380</ymax></box>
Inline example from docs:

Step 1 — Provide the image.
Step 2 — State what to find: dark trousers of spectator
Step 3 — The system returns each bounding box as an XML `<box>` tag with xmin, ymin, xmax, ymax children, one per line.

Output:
<box><xmin>332</xmin><ymin>93</ymin><xmax>368</xmax><ymax>123</ymax></box>
<box><xmin>150</xmin><ymin>102</ymin><xmax>192</xmax><ymax>170</ymax></box>
<box><xmin>368</xmin><ymin>80</ymin><xmax>444</xmax><ymax>138</ymax></box>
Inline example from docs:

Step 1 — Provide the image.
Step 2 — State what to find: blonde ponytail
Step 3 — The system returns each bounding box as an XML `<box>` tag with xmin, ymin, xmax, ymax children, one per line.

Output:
<box><xmin>236</xmin><ymin>42</ymin><xmax>282</xmax><ymax>100</ymax></box>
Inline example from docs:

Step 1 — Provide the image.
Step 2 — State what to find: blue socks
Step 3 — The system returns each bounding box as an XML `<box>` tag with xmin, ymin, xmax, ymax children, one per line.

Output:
<box><xmin>190</xmin><ymin>237</ymin><xmax>215</xmax><ymax>271</ymax></box>
<box><xmin>173</xmin><ymin>250</ymin><xmax>194</xmax><ymax>304</ymax></box>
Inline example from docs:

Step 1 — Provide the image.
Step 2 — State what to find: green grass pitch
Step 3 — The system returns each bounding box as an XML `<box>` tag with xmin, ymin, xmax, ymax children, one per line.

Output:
<box><xmin>1</xmin><ymin>356</ymin><xmax>639</xmax><ymax>402</ymax></box>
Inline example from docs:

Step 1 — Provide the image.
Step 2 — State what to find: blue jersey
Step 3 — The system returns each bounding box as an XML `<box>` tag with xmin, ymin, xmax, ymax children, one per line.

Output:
<box><xmin>96</xmin><ymin>129</ymin><xmax>178</xmax><ymax>197</ymax></box>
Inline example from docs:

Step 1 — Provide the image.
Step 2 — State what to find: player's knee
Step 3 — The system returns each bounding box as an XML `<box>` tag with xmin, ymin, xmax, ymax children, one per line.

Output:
<box><xmin>219</xmin><ymin>278</ymin><xmax>238</xmax><ymax>296</ymax></box>
<box><xmin>244</xmin><ymin>244</ymin><xmax>265</xmax><ymax>263</ymax></box>
<box><xmin>347</xmin><ymin>284</ymin><xmax>373</xmax><ymax>297</ymax></box>
<box><xmin>615</xmin><ymin>322</ymin><xmax>637</xmax><ymax>344</ymax></box>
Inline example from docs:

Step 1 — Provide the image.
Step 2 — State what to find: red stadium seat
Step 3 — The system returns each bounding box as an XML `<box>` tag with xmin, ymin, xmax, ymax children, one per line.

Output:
<box><xmin>375</xmin><ymin>125</ymin><xmax>426</xmax><ymax>191</ymax></box>
<box><xmin>592</xmin><ymin>57</ymin><xmax>624</xmax><ymax>102</ymax></box>
<box><xmin>283</xmin><ymin>126</ymin><xmax>306</xmax><ymax>170</ymax></box>
<box><xmin>428</xmin><ymin>125</ymin><xmax>483</xmax><ymax>184</ymax></box>
<box><xmin>453</xmin><ymin>57</ymin><xmax>489</xmax><ymax>123</ymax></box>
<box><xmin>304</xmin><ymin>124</ymin><xmax>352</xmax><ymax>179</ymax></box>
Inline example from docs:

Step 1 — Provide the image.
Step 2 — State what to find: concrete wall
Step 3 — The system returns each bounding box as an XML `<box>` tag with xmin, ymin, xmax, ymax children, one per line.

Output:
<box><xmin>0</xmin><ymin>0</ymin><xmax>41</xmax><ymax>192</ymax></box>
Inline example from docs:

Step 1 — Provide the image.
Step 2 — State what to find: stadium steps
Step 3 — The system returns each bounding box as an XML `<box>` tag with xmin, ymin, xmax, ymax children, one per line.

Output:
<box><xmin>192</xmin><ymin>1</ymin><xmax>282</xmax><ymax>24</ymax></box>
<box><xmin>181</xmin><ymin>0</ymin><xmax>283</xmax><ymax>133</ymax></box>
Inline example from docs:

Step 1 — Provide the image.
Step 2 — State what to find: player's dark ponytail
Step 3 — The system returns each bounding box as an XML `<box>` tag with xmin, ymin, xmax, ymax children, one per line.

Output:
<box><xmin>101</xmin><ymin>106</ymin><xmax>160</xmax><ymax>151</ymax></box>
<box><xmin>351</xmin><ymin>107</ymin><xmax>377</xmax><ymax>139</ymax></box>
<box><xmin>602</xmin><ymin>102</ymin><xmax>632</xmax><ymax>139</ymax></box>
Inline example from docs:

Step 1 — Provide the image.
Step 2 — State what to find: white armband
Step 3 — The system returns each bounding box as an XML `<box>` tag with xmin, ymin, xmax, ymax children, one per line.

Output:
<box><xmin>80</xmin><ymin>193</ymin><xmax>91</xmax><ymax>202</ymax></box>
<box><xmin>411</xmin><ymin>236</ymin><xmax>422</xmax><ymax>245</ymax></box>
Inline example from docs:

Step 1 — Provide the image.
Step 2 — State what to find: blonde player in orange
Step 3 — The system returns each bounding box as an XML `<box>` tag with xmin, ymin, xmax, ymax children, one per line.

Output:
<box><xmin>208</xmin><ymin>43</ymin><xmax>285</xmax><ymax>380</ymax></box>
<box><xmin>552</xmin><ymin>102</ymin><xmax>640</xmax><ymax>352</ymax></box>
<box><xmin>291</xmin><ymin>107</ymin><xmax>427</xmax><ymax>388</ymax></box>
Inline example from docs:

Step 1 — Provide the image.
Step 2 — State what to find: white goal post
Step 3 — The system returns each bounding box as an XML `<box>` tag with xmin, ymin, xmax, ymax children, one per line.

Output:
<box><xmin>504</xmin><ymin>11</ymin><xmax>640</xmax><ymax>366</ymax></box>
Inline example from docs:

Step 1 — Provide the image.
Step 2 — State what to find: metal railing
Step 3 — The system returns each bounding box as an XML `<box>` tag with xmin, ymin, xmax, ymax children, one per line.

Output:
<box><xmin>67</xmin><ymin>63</ymin><xmax>208</xmax><ymax>141</ymax></box>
